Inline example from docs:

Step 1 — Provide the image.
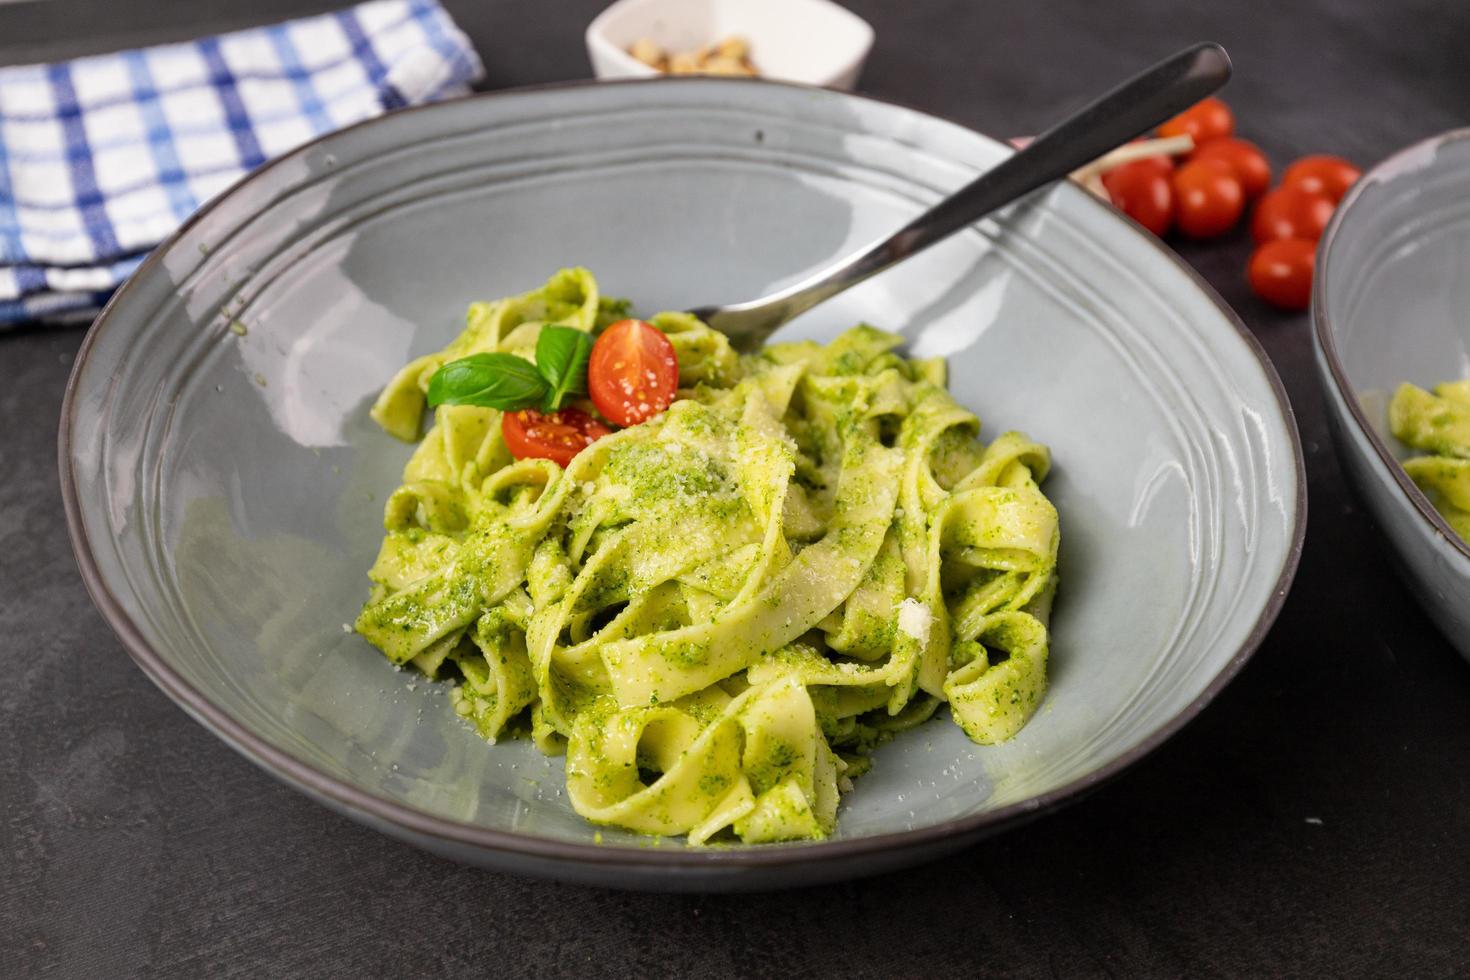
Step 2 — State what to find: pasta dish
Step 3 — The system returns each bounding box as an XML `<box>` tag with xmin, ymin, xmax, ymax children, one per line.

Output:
<box><xmin>355</xmin><ymin>269</ymin><xmax>1060</xmax><ymax>844</ymax></box>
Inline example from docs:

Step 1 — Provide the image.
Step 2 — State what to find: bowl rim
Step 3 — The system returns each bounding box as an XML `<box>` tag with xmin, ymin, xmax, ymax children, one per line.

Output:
<box><xmin>59</xmin><ymin>76</ymin><xmax>1306</xmax><ymax>871</ymax></box>
<box><xmin>1312</xmin><ymin>126</ymin><xmax>1470</xmax><ymax>565</ymax></box>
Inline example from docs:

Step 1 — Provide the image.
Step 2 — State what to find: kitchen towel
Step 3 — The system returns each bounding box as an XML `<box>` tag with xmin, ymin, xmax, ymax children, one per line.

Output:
<box><xmin>0</xmin><ymin>0</ymin><xmax>483</xmax><ymax>325</ymax></box>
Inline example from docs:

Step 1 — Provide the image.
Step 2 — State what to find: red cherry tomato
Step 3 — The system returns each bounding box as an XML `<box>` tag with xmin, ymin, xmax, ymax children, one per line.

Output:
<box><xmin>1158</xmin><ymin>97</ymin><xmax>1234</xmax><ymax>145</ymax></box>
<box><xmin>1103</xmin><ymin>156</ymin><xmax>1174</xmax><ymax>194</ymax></box>
<box><xmin>1281</xmin><ymin>155</ymin><xmax>1361</xmax><ymax>202</ymax></box>
<box><xmin>1103</xmin><ymin>161</ymin><xmax>1174</xmax><ymax>237</ymax></box>
<box><xmin>502</xmin><ymin>407</ymin><xmax>611</xmax><ymax>467</ymax></box>
<box><xmin>588</xmin><ymin>318</ymin><xmax>680</xmax><ymax>427</ymax></box>
<box><xmin>1251</xmin><ymin>184</ymin><xmax>1336</xmax><ymax>243</ymax></box>
<box><xmin>1107</xmin><ymin>140</ymin><xmax>1177</xmax><ymax>181</ymax></box>
<box><xmin>1191</xmin><ymin>138</ymin><xmax>1272</xmax><ymax>198</ymax></box>
<box><xmin>1248</xmin><ymin>237</ymin><xmax>1317</xmax><ymax>310</ymax></box>
<box><xmin>1172</xmin><ymin>159</ymin><xmax>1244</xmax><ymax>238</ymax></box>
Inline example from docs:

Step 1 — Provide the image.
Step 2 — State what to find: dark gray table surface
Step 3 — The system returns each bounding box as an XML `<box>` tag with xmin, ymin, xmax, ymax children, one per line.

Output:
<box><xmin>4</xmin><ymin>0</ymin><xmax>1469</xmax><ymax>976</ymax></box>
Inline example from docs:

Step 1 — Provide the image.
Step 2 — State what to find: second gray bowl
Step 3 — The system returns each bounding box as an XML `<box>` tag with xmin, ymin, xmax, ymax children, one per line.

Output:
<box><xmin>1314</xmin><ymin>128</ymin><xmax>1470</xmax><ymax>664</ymax></box>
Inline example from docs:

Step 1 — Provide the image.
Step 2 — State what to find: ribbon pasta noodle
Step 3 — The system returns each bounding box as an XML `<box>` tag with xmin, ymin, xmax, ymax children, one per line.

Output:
<box><xmin>1390</xmin><ymin>379</ymin><xmax>1470</xmax><ymax>541</ymax></box>
<box><xmin>356</xmin><ymin>269</ymin><xmax>1061</xmax><ymax>844</ymax></box>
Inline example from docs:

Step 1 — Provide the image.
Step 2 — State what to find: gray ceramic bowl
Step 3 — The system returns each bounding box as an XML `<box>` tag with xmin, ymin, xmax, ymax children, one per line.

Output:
<box><xmin>62</xmin><ymin>79</ymin><xmax>1304</xmax><ymax>891</ymax></box>
<box><xmin>1314</xmin><ymin>128</ymin><xmax>1470</xmax><ymax>665</ymax></box>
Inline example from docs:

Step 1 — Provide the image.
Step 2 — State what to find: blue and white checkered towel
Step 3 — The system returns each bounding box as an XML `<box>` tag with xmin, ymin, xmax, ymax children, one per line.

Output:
<box><xmin>0</xmin><ymin>0</ymin><xmax>483</xmax><ymax>326</ymax></box>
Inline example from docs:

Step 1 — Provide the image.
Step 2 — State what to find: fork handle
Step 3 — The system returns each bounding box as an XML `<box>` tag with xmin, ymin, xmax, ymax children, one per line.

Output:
<box><xmin>720</xmin><ymin>42</ymin><xmax>1231</xmax><ymax>341</ymax></box>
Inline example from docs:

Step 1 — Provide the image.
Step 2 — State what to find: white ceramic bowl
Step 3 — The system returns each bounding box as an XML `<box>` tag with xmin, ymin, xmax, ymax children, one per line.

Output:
<box><xmin>585</xmin><ymin>0</ymin><xmax>874</xmax><ymax>90</ymax></box>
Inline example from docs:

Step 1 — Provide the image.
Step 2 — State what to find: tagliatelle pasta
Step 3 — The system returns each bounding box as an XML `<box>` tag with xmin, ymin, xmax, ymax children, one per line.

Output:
<box><xmin>1390</xmin><ymin>379</ymin><xmax>1470</xmax><ymax>541</ymax></box>
<box><xmin>355</xmin><ymin>269</ymin><xmax>1060</xmax><ymax>844</ymax></box>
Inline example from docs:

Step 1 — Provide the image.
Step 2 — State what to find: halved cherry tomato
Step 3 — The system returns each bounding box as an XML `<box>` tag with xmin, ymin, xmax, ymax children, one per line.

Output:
<box><xmin>502</xmin><ymin>407</ymin><xmax>611</xmax><ymax>467</ymax></box>
<box><xmin>1248</xmin><ymin>237</ymin><xmax>1316</xmax><ymax>310</ymax></box>
<box><xmin>588</xmin><ymin>318</ymin><xmax>680</xmax><ymax>427</ymax></box>
<box><xmin>1251</xmin><ymin>184</ymin><xmax>1336</xmax><ymax>243</ymax></box>
<box><xmin>1103</xmin><ymin>161</ymin><xmax>1174</xmax><ymax>237</ymax></box>
<box><xmin>1173</xmin><ymin>159</ymin><xmax>1244</xmax><ymax>238</ymax></box>
<box><xmin>1158</xmin><ymin>97</ymin><xmax>1234</xmax><ymax>145</ymax></box>
<box><xmin>1191</xmin><ymin>138</ymin><xmax>1272</xmax><ymax>198</ymax></box>
<box><xmin>1281</xmin><ymin>155</ymin><xmax>1361</xmax><ymax>202</ymax></box>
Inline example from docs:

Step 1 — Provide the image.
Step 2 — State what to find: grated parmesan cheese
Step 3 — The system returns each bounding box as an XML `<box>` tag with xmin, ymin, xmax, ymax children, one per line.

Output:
<box><xmin>897</xmin><ymin>598</ymin><xmax>932</xmax><ymax>643</ymax></box>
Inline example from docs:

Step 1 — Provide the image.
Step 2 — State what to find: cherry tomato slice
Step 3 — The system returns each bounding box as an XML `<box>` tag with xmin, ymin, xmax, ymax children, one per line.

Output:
<box><xmin>588</xmin><ymin>318</ymin><xmax>680</xmax><ymax>427</ymax></box>
<box><xmin>1172</xmin><ymin>159</ymin><xmax>1244</xmax><ymax>238</ymax></box>
<box><xmin>1103</xmin><ymin>161</ymin><xmax>1174</xmax><ymax>237</ymax></box>
<box><xmin>1281</xmin><ymin>155</ymin><xmax>1361</xmax><ymax>202</ymax></box>
<box><xmin>1251</xmin><ymin>184</ymin><xmax>1336</xmax><ymax>243</ymax></box>
<box><xmin>1191</xmin><ymin>138</ymin><xmax>1272</xmax><ymax>198</ymax></box>
<box><xmin>502</xmin><ymin>407</ymin><xmax>611</xmax><ymax>467</ymax></box>
<box><xmin>1158</xmin><ymin>97</ymin><xmax>1234</xmax><ymax>146</ymax></box>
<box><xmin>1248</xmin><ymin>237</ymin><xmax>1317</xmax><ymax>310</ymax></box>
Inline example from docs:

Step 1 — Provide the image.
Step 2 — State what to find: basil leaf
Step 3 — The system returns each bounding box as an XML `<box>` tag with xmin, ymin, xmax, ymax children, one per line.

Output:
<box><xmin>426</xmin><ymin>353</ymin><xmax>548</xmax><ymax>410</ymax></box>
<box><xmin>535</xmin><ymin>325</ymin><xmax>594</xmax><ymax>411</ymax></box>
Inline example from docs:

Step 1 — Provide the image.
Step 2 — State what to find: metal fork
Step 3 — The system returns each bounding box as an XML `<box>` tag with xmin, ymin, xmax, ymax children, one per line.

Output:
<box><xmin>688</xmin><ymin>42</ymin><xmax>1232</xmax><ymax>351</ymax></box>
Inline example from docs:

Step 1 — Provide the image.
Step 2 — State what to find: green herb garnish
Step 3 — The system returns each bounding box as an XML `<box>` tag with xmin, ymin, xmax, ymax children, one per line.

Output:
<box><xmin>534</xmin><ymin>325</ymin><xmax>594</xmax><ymax>411</ymax></box>
<box><xmin>426</xmin><ymin>353</ymin><xmax>547</xmax><ymax>410</ymax></box>
<box><xmin>426</xmin><ymin>325</ymin><xmax>595</xmax><ymax>413</ymax></box>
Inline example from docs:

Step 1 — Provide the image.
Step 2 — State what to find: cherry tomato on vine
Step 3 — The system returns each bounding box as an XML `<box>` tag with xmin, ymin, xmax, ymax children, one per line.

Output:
<box><xmin>588</xmin><ymin>318</ymin><xmax>680</xmax><ymax>427</ymax></box>
<box><xmin>502</xmin><ymin>407</ymin><xmax>611</xmax><ymax>467</ymax></box>
<box><xmin>1158</xmin><ymin>97</ymin><xmax>1234</xmax><ymax>145</ymax></box>
<box><xmin>1191</xmin><ymin>138</ymin><xmax>1272</xmax><ymax>198</ymax></box>
<box><xmin>1108</xmin><ymin>140</ymin><xmax>1177</xmax><ymax>181</ymax></box>
<box><xmin>1281</xmin><ymin>155</ymin><xmax>1361</xmax><ymax>202</ymax></box>
<box><xmin>1251</xmin><ymin>184</ymin><xmax>1336</xmax><ymax>243</ymax></box>
<box><xmin>1172</xmin><ymin>159</ymin><xmax>1244</xmax><ymax>238</ymax></box>
<box><xmin>1103</xmin><ymin>161</ymin><xmax>1174</xmax><ymax>237</ymax></box>
<box><xmin>1248</xmin><ymin>237</ymin><xmax>1316</xmax><ymax>310</ymax></box>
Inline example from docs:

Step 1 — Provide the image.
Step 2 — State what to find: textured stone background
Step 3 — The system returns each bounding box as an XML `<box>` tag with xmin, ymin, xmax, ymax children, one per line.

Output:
<box><xmin>3</xmin><ymin>0</ymin><xmax>1469</xmax><ymax>976</ymax></box>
